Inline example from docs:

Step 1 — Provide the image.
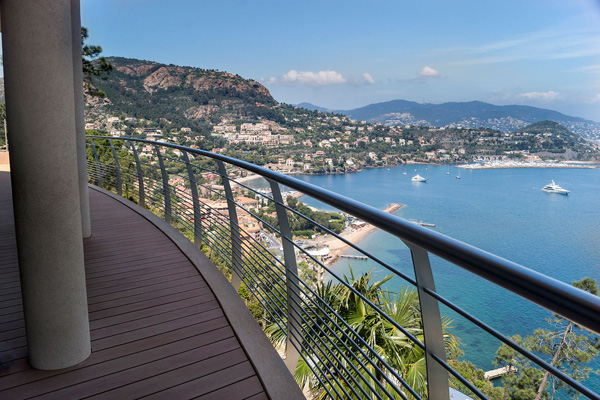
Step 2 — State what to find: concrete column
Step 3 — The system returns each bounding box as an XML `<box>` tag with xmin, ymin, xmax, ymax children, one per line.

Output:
<box><xmin>71</xmin><ymin>0</ymin><xmax>92</xmax><ymax>238</ymax></box>
<box><xmin>1</xmin><ymin>0</ymin><xmax>91</xmax><ymax>370</ymax></box>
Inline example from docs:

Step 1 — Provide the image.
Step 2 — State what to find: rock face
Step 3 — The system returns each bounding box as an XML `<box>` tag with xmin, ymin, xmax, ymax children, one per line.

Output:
<box><xmin>143</xmin><ymin>67</ymin><xmax>183</xmax><ymax>92</ymax></box>
<box><xmin>184</xmin><ymin>105</ymin><xmax>220</xmax><ymax>119</ymax></box>
<box><xmin>104</xmin><ymin>57</ymin><xmax>272</xmax><ymax>99</ymax></box>
<box><xmin>116</xmin><ymin>64</ymin><xmax>157</xmax><ymax>77</ymax></box>
<box><xmin>87</xmin><ymin>57</ymin><xmax>276</xmax><ymax>126</ymax></box>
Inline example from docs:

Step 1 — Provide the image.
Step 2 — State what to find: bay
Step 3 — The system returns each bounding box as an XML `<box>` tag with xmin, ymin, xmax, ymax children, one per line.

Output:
<box><xmin>247</xmin><ymin>164</ymin><xmax>600</xmax><ymax>391</ymax></box>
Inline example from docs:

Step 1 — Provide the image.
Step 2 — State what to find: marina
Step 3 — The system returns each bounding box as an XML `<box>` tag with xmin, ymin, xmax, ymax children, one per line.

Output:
<box><xmin>458</xmin><ymin>160</ymin><xmax>597</xmax><ymax>169</ymax></box>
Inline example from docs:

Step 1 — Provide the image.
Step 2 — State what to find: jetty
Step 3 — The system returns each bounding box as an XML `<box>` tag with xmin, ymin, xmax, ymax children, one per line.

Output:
<box><xmin>409</xmin><ymin>219</ymin><xmax>436</xmax><ymax>228</ymax></box>
<box><xmin>384</xmin><ymin>203</ymin><xmax>403</xmax><ymax>213</ymax></box>
<box><xmin>339</xmin><ymin>254</ymin><xmax>368</xmax><ymax>260</ymax></box>
<box><xmin>484</xmin><ymin>366</ymin><xmax>518</xmax><ymax>380</ymax></box>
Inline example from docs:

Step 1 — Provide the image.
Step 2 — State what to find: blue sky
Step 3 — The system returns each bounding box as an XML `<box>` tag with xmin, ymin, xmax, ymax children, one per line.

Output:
<box><xmin>78</xmin><ymin>0</ymin><xmax>600</xmax><ymax>120</ymax></box>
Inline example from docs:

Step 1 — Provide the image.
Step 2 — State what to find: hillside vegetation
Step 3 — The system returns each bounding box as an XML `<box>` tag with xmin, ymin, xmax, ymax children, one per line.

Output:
<box><xmin>88</xmin><ymin>57</ymin><xmax>280</xmax><ymax>132</ymax></box>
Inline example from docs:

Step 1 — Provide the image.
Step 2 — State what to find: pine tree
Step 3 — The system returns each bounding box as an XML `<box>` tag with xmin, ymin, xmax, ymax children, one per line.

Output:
<box><xmin>81</xmin><ymin>27</ymin><xmax>113</xmax><ymax>97</ymax></box>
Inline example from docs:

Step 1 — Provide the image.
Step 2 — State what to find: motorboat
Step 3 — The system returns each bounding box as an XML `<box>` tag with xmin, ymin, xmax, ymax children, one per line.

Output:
<box><xmin>542</xmin><ymin>180</ymin><xmax>569</xmax><ymax>195</ymax></box>
<box><xmin>412</xmin><ymin>174</ymin><xmax>427</xmax><ymax>182</ymax></box>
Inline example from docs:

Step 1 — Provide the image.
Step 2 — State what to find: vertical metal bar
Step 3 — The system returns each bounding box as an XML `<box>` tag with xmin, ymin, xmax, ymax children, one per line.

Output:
<box><xmin>89</xmin><ymin>137</ymin><xmax>101</xmax><ymax>187</ymax></box>
<box><xmin>129</xmin><ymin>141</ymin><xmax>145</xmax><ymax>207</ymax></box>
<box><xmin>154</xmin><ymin>144</ymin><xmax>171</xmax><ymax>224</ymax></box>
<box><xmin>268</xmin><ymin>179</ymin><xmax>301</xmax><ymax>374</ymax></box>
<box><xmin>216</xmin><ymin>160</ymin><xmax>242</xmax><ymax>291</ymax></box>
<box><xmin>403</xmin><ymin>240</ymin><xmax>449</xmax><ymax>399</ymax></box>
<box><xmin>183</xmin><ymin>152</ymin><xmax>203</xmax><ymax>248</ymax></box>
<box><xmin>108</xmin><ymin>139</ymin><xmax>122</xmax><ymax>196</ymax></box>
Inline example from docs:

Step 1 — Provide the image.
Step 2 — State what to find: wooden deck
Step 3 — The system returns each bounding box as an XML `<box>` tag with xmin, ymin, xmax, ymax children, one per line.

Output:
<box><xmin>0</xmin><ymin>172</ymin><xmax>269</xmax><ymax>399</ymax></box>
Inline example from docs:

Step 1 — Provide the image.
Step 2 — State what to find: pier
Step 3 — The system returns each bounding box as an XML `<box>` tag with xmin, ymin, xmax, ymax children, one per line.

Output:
<box><xmin>409</xmin><ymin>219</ymin><xmax>436</xmax><ymax>228</ymax></box>
<box><xmin>484</xmin><ymin>366</ymin><xmax>518</xmax><ymax>380</ymax></box>
<box><xmin>339</xmin><ymin>254</ymin><xmax>369</xmax><ymax>260</ymax></box>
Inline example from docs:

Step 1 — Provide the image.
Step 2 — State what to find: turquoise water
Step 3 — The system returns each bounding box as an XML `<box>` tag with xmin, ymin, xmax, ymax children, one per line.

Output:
<box><xmin>248</xmin><ymin>164</ymin><xmax>600</xmax><ymax>391</ymax></box>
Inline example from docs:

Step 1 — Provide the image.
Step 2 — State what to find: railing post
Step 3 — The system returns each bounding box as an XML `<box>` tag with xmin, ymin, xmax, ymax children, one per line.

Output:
<box><xmin>154</xmin><ymin>144</ymin><xmax>171</xmax><ymax>224</ymax></box>
<box><xmin>129</xmin><ymin>141</ymin><xmax>145</xmax><ymax>207</ymax></box>
<box><xmin>268</xmin><ymin>179</ymin><xmax>301</xmax><ymax>374</ymax></box>
<box><xmin>216</xmin><ymin>160</ymin><xmax>243</xmax><ymax>291</ymax></box>
<box><xmin>108</xmin><ymin>139</ymin><xmax>122</xmax><ymax>196</ymax></box>
<box><xmin>88</xmin><ymin>137</ymin><xmax>102</xmax><ymax>187</ymax></box>
<box><xmin>183</xmin><ymin>152</ymin><xmax>203</xmax><ymax>248</ymax></box>
<box><xmin>403</xmin><ymin>241</ymin><xmax>449</xmax><ymax>399</ymax></box>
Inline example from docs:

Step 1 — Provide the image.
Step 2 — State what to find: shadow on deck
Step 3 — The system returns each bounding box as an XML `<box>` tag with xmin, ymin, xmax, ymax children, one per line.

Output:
<box><xmin>0</xmin><ymin>172</ymin><xmax>299</xmax><ymax>399</ymax></box>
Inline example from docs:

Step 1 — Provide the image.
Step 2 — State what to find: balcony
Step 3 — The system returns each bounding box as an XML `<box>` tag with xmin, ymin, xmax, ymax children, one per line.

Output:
<box><xmin>20</xmin><ymin>134</ymin><xmax>600</xmax><ymax>399</ymax></box>
<box><xmin>0</xmin><ymin>171</ymin><xmax>298</xmax><ymax>399</ymax></box>
<box><xmin>2</xmin><ymin>134</ymin><xmax>600</xmax><ymax>399</ymax></box>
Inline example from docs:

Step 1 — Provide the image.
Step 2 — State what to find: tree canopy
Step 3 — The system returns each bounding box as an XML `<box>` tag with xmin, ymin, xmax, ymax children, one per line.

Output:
<box><xmin>81</xmin><ymin>27</ymin><xmax>113</xmax><ymax>97</ymax></box>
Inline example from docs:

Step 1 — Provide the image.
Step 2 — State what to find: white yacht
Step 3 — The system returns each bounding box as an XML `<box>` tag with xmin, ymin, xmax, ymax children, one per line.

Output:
<box><xmin>412</xmin><ymin>174</ymin><xmax>427</xmax><ymax>182</ymax></box>
<box><xmin>542</xmin><ymin>180</ymin><xmax>569</xmax><ymax>195</ymax></box>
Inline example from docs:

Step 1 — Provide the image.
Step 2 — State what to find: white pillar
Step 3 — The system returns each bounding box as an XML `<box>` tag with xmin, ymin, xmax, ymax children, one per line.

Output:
<box><xmin>1</xmin><ymin>0</ymin><xmax>91</xmax><ymax>370</ymax></box>
<box><xmin>71</xmin><ymin>0</ymin><xmax>92</xmax><ymax>238</ymax></box>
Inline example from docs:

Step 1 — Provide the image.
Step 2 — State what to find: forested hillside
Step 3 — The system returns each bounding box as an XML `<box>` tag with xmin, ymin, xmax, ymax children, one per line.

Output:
<box><xmin>88</xmin><ymin>57</ymin><xmax>283</xmax><ymax>135</ymax></box>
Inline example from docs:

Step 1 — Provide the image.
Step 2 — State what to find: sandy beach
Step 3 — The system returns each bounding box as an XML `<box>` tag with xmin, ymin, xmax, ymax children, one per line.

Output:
<box><xmin>320</xmin><ymin>203</ymin><xmax>403</xmax><ymax>266</ymax></box>
<box><xmin>233</xmin><ymin>173</ymin><xmax>262</xmax><ymax>184</ymax></box>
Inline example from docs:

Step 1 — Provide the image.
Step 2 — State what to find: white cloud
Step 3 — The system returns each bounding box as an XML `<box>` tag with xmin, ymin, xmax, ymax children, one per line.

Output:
<box><xmin>576</xmin><ymin>64</ymin><xmax>600</xmax><ymax>73</ymax></box>
<box><xmin>517</xmin><ymin>91</ymin><xmax>560</xmax><ymax>101</ymax></box>
<box><xmin>446</xmin><ymin>25</ymin><xmax>600</xmax><ymax>65</ymax></box>
<box><xmin>280</xmin><ymin>69</ymin><xmax>347</xmax><ymax>86</ymax></box>
<box><xmin>362</xmin><ymin>72</ymin><xmax>376</xmax><ymax>84</ymax></box>
<box><xmin>593</xmin><ymin>93</ymin><xmax>600</xmax><ymax>103</ymax></box>
<box><xmin>419</xmin><ymin>66</ymin><xmax>440</xmax><ymax>77</ymax></box>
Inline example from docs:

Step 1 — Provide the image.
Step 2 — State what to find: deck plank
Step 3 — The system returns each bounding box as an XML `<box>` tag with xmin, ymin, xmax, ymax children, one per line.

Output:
<box><xmin>0</xmin><ymin>173</ymin><xmax>267</xmax><ymax>399</ymax></box>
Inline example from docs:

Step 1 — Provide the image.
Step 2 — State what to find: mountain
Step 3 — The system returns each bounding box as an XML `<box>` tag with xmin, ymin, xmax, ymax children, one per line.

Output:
<box><xmin>295</xmin><ymin>102</ymin><xmax>331</xmax><ymax>113</ymax></box>
<box><xmin>336</xmin><ymin>100</ymin><xmax>600</xmax><ymax>140</ymax></box>
<box><xmin>87</xmin><ymin>57</ymin><xmax>281</xmax><ymax>133</ymax></box>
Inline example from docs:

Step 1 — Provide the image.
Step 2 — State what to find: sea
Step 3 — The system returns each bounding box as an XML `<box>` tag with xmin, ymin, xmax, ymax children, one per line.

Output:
<box><xmin>247</xmin><ymin>164</ymin><xmax>600</xmax><ymax>392</ymax></box>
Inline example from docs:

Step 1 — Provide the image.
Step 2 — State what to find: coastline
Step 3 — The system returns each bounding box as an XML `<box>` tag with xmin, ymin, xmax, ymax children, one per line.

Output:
<box><xmin>458</xmin><ymin>161</ymin><xmax>598</xmax><ymax>169</ymax></box>
<box><xmin>320</xmin><ymin>203</ymin><xmax>403</xmax><ymax>266</ymax></box>
<box><xmin>234</xmin><ymin>173</ymin><xmax>264</xmax><ymax>184</ymax></box>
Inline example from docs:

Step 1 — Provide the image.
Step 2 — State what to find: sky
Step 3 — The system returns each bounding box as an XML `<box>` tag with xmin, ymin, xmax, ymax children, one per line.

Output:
<box><xmin>75</xmin><ymin>1</ymin><xmax>598</xmax><ymax>121</ymax></box>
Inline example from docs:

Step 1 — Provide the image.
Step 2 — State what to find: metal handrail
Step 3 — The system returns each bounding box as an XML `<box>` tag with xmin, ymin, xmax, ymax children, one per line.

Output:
<box><xmin>86</xmin><ymin>135</ymin><xmax>600</xmax><ymax>400</ymax></box>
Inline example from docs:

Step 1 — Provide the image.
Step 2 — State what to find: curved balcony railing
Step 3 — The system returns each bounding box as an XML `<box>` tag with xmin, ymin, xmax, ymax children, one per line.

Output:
<box><xmin>86</xmin><ymin>135</ymin><xmax>600</xmax><ymax>400</ymax></box>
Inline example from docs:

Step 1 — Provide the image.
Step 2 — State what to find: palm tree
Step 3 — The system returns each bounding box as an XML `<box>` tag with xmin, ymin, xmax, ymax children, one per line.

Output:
<box><xmin>265</xmin><ymin>269</ymin><xmax>460</xmax><ymax>399</ymax></box>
